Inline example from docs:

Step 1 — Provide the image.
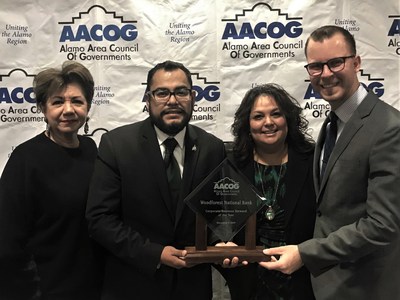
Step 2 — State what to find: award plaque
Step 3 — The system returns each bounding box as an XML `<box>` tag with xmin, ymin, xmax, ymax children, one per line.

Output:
<box><xmin>184</xmin><ymin>158</ymin><xmax>270</xmax><ymax>264</ymax></box>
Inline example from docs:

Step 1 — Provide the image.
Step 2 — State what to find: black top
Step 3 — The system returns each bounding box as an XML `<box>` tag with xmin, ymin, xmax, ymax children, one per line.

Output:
<box><xmin>254</xmin><ymin>162</ymin><xmax>291</xmax><ymax>299</ymax></box>
<box><xmin>0</xmin><ymin>132</ymin><xmax>102</xmax><ymax>299</ymax></box>
<box><xmin>219</xmin><ymin>147</ymin><xmax>316</xmax><ymax>300</ymax></box>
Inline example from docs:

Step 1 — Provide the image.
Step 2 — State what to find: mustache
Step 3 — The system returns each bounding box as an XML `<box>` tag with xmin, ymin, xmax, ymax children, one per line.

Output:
<box><xmin>161</xmin><ymin>108</ymin><xmax>186</xmax><ymax>116</ymax></box>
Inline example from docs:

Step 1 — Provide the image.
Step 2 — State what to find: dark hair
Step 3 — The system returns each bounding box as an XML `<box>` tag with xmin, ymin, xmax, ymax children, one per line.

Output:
<box><xmin>305</xmin><ymin>25</ymin><xmax>356</xmax><ymax>57</ymax></box>
<box><xmin>231</xmin><ymin>83</ymin><xmax>314</xmax><ymax>166</ymax></box>
<box><xmin>33</xmin><ymin>61</ymin><xmax>94</xmax><ymax>110</ymax></box>
<box><xmin>146</xmin><ymin>60</ymin><xmax>193</xmax><ymax>91</ymax></box>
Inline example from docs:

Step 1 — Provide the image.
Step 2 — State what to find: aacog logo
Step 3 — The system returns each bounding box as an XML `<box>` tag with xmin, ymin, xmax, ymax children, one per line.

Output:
<box><xmin>0</xmin><ymin>69</ymin><xmax>35</xmax><ymax>104</ymax></box>
<box><xmin>191</xmin><ymin>73</ymin><xmax>221</xmax><ymax>121</ymax></box>
<box><xmin>0</xmin><ymin>69</ymin><xmax>44</xmax><ymax>124</ymax></box>
<box><xmin>214</xmin><ymin>177</ymin><xmax>240</xmax><ymax>196</ymax></box>
<box><xmin>303</xmin><ymin>69</ymin><xmax>385</xmax><ymax>118</ymax></box>
<box><xmin>58</xmin><ymin>5</ymin><xmax>139</xmax><ymax>61</ymax></box>
<box><xmin>221</xmin><ymin>2</ymin><xmax>303</xmax><ymax>60</ymax></box>
<box><xmin>388</xmin><ymin>14</ymin><xmax>400</xmax><ymax>55</ymax></box>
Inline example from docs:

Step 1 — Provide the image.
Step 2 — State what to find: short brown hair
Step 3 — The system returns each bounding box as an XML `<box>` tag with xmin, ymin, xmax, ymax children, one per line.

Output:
<box><xmin>305</xmin><ymin>25</ymin><xmax>356</xmax><ymax>57</ymax></box>
<box><xmin>33</xmin><ymin>61</ymin><xmax>94</xmax><ymax>110</ymax></box>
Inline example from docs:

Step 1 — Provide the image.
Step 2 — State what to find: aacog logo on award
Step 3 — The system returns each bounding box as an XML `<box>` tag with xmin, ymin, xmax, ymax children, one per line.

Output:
<box><xmin>184</xmin><ymin>158</ymin><xmax>271</xmax><ymax>264</ymax></box>
<box><xmin>213</xmin><ymin>177</ymin><xmax>240</xmax><ymax>195</ymax></box>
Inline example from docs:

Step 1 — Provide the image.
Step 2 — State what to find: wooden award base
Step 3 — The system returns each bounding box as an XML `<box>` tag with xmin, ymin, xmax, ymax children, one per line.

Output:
<box><xmin>185</xmin><ymin>245</ymin><xmax>269</xmax><ymax>264</ymax></box>
<box><xmin>184</xmin><ymin>213</ymin><xmax>270</xmax><ymax>264</ymax></box>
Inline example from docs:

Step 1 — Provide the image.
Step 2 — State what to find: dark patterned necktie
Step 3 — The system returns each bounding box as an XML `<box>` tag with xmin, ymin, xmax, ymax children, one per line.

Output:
<box><xmin>321</xmin><ymin>112</ymin><xmax>338</xmax><ymax>180</ymax></box>
<box><xmin>163</xmin><ymin>138</ymin><xmax>181</xmax><ymax>212</ymax></box>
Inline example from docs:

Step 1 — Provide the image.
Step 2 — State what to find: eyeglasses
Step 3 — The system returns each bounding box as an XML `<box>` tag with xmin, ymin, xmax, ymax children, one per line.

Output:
<box><xmin>148</xmin><ymin>87</ymin><xmax>192</xmax><ymax>103</ymax></box>
<box><xmin>304</xmin><ymin>55</ymin><xmax>355</xmax><ymax>76</ymax></box>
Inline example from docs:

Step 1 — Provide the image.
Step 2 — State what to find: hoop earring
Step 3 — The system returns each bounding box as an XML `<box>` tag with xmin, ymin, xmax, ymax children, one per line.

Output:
<box><xmin>84</xmin><ymin>117</ymin><xmax>90</xmax><ymax>134</ymax></box>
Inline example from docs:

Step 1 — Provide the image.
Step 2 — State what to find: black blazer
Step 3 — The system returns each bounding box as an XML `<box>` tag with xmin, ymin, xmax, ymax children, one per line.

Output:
<box><xmin>86</xmin><ymin>118</ymin><xmax>225</xmax><ymax>300</ymax></box>
<box><xmin>222</xmin><ymin>146</ymin><xmax>316</xmax><ymax>300</ymax></box>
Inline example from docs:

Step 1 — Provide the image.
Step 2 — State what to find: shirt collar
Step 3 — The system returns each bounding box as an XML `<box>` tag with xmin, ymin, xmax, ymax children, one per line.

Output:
<box><xmin>154</xmin><ymin>125</ymin><xmax>186</xmax><ymax>149</ymax></box>
<box><xmin>334</xmin><ymin>84</ymin><xmax>368</xmax><ymax>123</ymax></box>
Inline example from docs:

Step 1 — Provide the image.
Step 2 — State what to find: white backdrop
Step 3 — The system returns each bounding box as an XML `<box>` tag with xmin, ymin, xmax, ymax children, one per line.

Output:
<box><xmin>1</xmin><ymin>0</ymin><xmax>399</xmax><ymax>172</ymax></box>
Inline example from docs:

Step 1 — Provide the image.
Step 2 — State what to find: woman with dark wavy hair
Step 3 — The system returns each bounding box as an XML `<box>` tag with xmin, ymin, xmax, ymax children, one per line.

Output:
<box><xmin>225</xmin><ymin>83</ymin><xmax>316</xmax><ymax>300</ymax></box>
<box><xmin>232</xmin><ymin>83</ymin><xmax>314</xmax><ymax>166</ymax></box>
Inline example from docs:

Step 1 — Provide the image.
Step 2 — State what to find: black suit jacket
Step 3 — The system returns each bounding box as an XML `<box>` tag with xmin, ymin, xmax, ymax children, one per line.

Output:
<box><xmin>222</xmin><ymin>147</ymin><xmax>316</xmax><ymax>300</ymax></box>
<box><xmin>86</xmin><ymin>118</ymin><xmax>225</xmax><ymax>300</ymax></box>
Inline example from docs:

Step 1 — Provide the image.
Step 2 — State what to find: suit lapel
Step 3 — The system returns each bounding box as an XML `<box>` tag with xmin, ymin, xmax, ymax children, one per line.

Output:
<box><xmin>140</xmin><ymin>118</ymin><xmax>176</xmax><ymax>221</ymax></box>
<box><xmin>314</xmin><ymin>117</ymin><xmax>329</xmax><ymax>193</ymax></box>
<box><xmin>283</xmin><ymin>149</ymin><xmax>310</xmax><ymax>227</ymax></box>
<box><xmin>317</xmin><ymin>92</ymin><xmax>378</xmax><ymax>202</ymax></box>
<box><xmin>318</xmin><ymin>121</ymin><xmax>362</xmax><ymax>193</ymax></box>
<box><xmin>175</xmin><ymin>125</ymin><xmax>199</xmax><ymax>227</ymax></box>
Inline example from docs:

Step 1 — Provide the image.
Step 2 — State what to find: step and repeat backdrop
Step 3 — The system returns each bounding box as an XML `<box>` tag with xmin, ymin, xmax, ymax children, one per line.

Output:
<box><xmin>1</xmin><ymin>0</ymin><xmax>399</xmax><ymax>172</ymax></box>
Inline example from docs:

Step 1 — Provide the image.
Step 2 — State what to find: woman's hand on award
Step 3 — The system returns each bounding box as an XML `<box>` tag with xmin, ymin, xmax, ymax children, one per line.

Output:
<box><xmin>215</xmin><ymin>241</ymin><xmax>249</xmax><ymax>268</ymax></box>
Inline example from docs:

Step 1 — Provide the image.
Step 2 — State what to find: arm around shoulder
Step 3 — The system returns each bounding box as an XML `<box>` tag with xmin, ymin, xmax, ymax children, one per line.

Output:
<box><xmin>85</xmin><ymin>132</ymin><xmax>164</xmax><ymax>276</ymax></box>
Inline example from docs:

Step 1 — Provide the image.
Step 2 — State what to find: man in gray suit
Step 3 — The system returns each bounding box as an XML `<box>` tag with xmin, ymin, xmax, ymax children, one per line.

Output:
<box><xmin>260</xmin><ymin>25</ymin><xmax>400</xmax><ymax>299</ymax></box>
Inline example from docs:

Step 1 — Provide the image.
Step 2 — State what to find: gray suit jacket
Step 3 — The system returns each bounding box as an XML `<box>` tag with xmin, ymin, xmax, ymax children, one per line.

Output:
<box><xmin>298</xmin><ymin>92</ymin><xmax>400</xmax><ymax>299</ymax></box>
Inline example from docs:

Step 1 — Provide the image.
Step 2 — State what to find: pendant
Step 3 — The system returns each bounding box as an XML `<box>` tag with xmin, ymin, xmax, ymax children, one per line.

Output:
<box><xmin>265</xmin><ymin>206</ymin><xmax>275</xmax><ymax>221</ymax></box>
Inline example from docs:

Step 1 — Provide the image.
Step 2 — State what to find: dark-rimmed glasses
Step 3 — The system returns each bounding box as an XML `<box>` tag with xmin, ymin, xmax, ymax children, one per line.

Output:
<box><xmin>147</xmin><ymin>87</ymin><xmax>192</xmax><ymax>103</ymax></box>
<box><xmin>304</xmin><ymin>55</ymin><xmax>355</xmax><ymax>76</ymax></box>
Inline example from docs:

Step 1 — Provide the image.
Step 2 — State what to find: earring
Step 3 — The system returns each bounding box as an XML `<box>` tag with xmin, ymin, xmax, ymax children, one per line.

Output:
<box><xmin>45</xmin><ymin>120</ymin><xmax>50</xmax><ymax>135</ymax></box>
<box><xmin>84</xmin><ymin>117</ymin><xmax>90</xmax><ymax>134</ymax></box>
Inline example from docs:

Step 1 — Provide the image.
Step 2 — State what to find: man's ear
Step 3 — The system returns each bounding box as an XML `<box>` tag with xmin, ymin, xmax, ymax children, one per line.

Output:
<box><xmin>191</xmin><ymin>90</ymin><xmax>196</xmax><ymax>105</ymax></box>
<box><xmin>145</xmin><ymin>95</ymin><xmax>150</xmax><ymax>112</ymax></box>
<box><xmin>354</xmin><ymin>55</ymin><xmax>361</xmax><ymax>73</ymax></box>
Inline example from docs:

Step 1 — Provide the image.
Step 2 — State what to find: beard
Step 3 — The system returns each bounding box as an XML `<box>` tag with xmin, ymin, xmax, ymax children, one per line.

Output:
<box><xmin>149</xmin><ymin>105</ymin><xmax>192</xmax><ymax>135</ymax></box>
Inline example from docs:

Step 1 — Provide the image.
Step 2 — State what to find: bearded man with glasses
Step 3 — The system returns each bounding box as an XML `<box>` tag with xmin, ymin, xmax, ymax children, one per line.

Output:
<box><xmin>86</xmin><ymin>60</ymin><xmax>225</xmax><ymax>300</ymax></box>
<box><xmin>260</xmin><ymin>25</ymin><xmax>400</xmax><ymax>300</ymax></box>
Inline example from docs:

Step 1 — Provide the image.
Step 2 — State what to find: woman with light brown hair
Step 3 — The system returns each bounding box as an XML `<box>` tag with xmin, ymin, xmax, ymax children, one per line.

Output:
<box><xmin>0</xmin><ymin>61</ymin><xmax>102</xmax><ymax>299</ymax></box>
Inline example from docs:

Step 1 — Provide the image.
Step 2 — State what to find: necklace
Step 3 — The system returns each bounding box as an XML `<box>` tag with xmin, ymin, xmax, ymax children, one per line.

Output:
<box><xmin>255</xmin><ymin>161</ymin><xmax>283</xmax><ymax>221</ymax></box>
